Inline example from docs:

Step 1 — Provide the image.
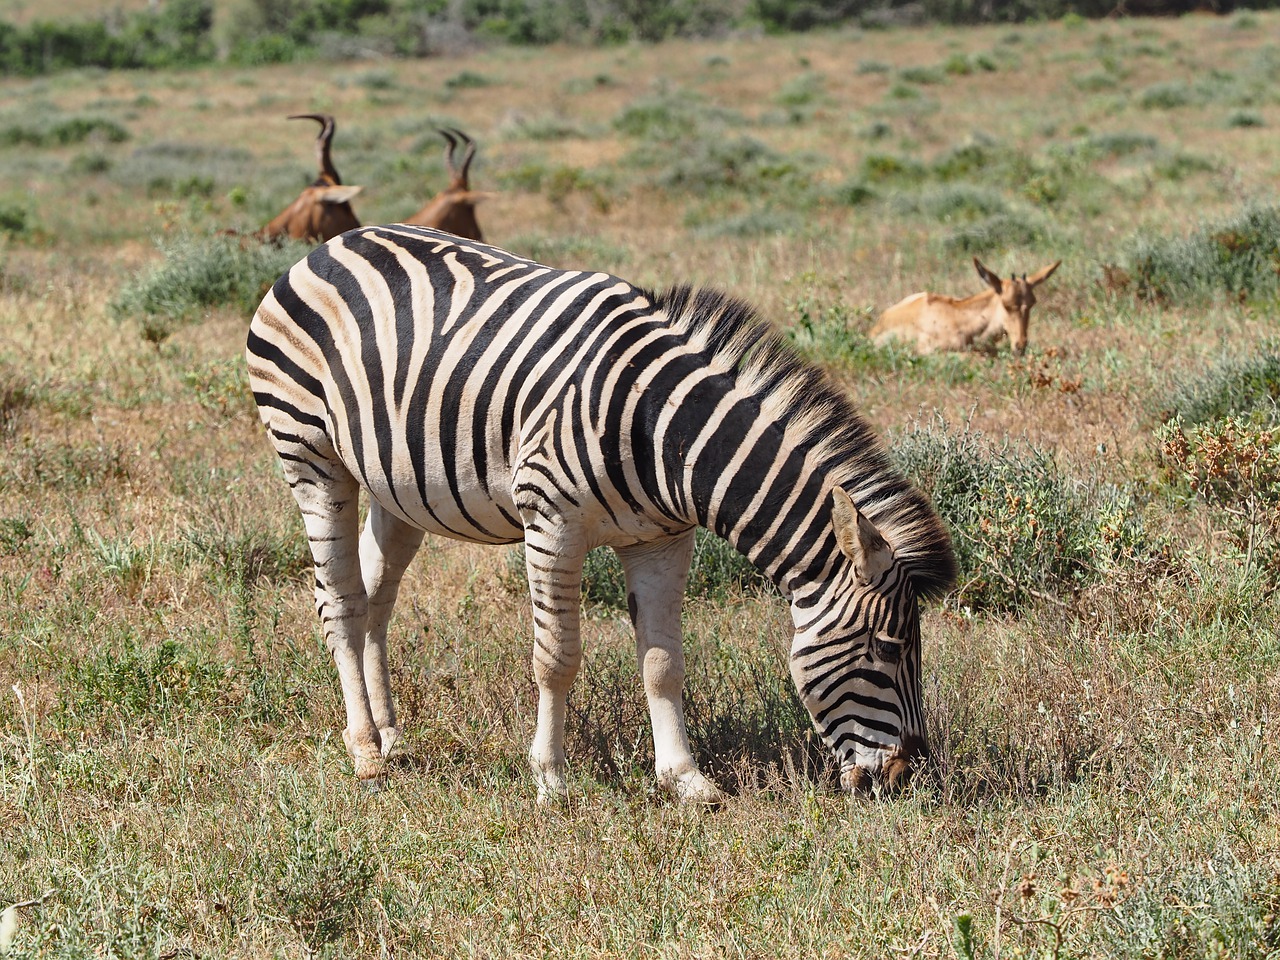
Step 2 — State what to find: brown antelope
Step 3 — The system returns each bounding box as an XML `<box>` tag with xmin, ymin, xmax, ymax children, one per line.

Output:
<box><xmin>871</xmin><ymin>258</ymin><xmax>1061</xmax><ymax>356</ymax></box>
<box><xmin>402</xmin><ymin>128</ymin><xmax>486</xmax><ymax>241</ymax></box>
<box><xmin>255</xmin><ymin>113</ymin><xmax>363</xmax><ymax>244</ymax></box>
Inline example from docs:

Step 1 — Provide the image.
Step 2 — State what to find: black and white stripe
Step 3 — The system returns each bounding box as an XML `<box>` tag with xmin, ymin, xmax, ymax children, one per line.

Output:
<box><xmin>247</xmin><ymin>224</ymin><xmax>956</xmax><ymax>793</ymax></box>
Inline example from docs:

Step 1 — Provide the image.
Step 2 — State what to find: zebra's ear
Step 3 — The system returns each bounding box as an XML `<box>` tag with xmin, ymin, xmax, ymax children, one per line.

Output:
<box><xmin>831</xmin><ymin>487</ymin><xmax>893</xmax><ymax>584</ymax></box>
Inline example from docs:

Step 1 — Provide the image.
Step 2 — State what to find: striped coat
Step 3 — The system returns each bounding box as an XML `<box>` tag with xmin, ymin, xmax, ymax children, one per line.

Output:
<box><xmin>248</xmin><ymin>225</ymin><xmax>955</xmax><ymax>800</ymax></box>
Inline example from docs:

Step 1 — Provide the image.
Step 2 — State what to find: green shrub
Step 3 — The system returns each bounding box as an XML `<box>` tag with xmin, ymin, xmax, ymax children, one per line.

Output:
<box><xmin>1071</xmin><ymin>70</ymin><xmax>1117</xmax><ymax>91</ymax></box>
<box><xmin>900</xmin><ymin>184</ymin><xmax>1009</xmax><ymax>223</ymax></box>
<box><xmin>263</xmin><ymin>792</ymin><xmax>375</xmax><ymax>956</ymax></box>
<box><xmin>899</xmin><ymin>65</ymin><xmax>946</xmax><ymax>85</ymax></box>
<box><xmin>860</xmin><ymin>153</ymin><xmax>927</xmax><ymax>184</ymax></box>
<box><xmin>775</xmin><ymin>71</ymin><xmax>824</xmax><ymax>107</ymax></box>
<box><xmin>110</xmin><ymin>234</ymin><xmax>310</xmax><ymax>339</ymax></box>
<box><xmin>694</xmin><ymin>208</ymin><xmax>802</xmax><ymax>238</ymax></box>
<box><xmin>942</xmin><ymin>212</ymin><xmax>1047</xmax><ymax>254</ymax></box>
<box><xmin>0</xmin><ymin>201</ymin><xmax>31</xmax><ymax>237</ymax></box>
<box><xmin>1164</xmin><ymin>347</ymin><xmax>1280</xmax><ymax>427</ymax></box>
<box><xmin>1227</xmin><ymin>110</ymin><xmax>1264</xmax><ymax>128</ymax></box>
<box><xmin>1082</xmin><ymin>131</ymin><xmax>1157</xmax><ymax>158</ymax></box>
<box><xmin>1138</xmin><ymin>81</ymin><xmax>1194</xmax><ymax>109</ymax></box>
<box><xmin>648</xmin><ymin>135</ymin><xmax>801</xmax><ymax>194</ymax></box>
<box><xmin>932</xmin><ymin>139</ymin><xmax>997</xmax><ymax>180</ymax></box>
<box><xmin>893</xmin><ymin>418</ymin><xmax>1151</xmax><ymax>611</ymax></box>
<box><xmin>445</xmin><ymin>69</ymin><xmax>496</xmax><ymax>89</ymax></box>
<box><xmin>63</xmin><ymin>637</ymin><xmax>228</xmax><ymax>727</ymax></box>
<box><xmin>613</xmin><ymin>89</ymin><xmax>745</xmax><ymax>142</ymax></box>
<box><xmin>1125</xmin><ymin>203</ymin><xmax>1280</xmax><ymax>304</ymax></box>
<box><xmin>1110</xmin><ymin>855</ymin><xmax>1280</xmax><ymax>956</ymax></box>
<box><xmin>0</xmin><ymin>116</ymin><xmax>128</xmax><ymax>148</ymax></box>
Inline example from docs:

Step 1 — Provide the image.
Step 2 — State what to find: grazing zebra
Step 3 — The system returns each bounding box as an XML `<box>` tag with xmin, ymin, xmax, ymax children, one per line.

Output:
<box><xmin>246</xmin><ymin>225</ymin><xmax>956</xmax><ymax>802</ymax></box>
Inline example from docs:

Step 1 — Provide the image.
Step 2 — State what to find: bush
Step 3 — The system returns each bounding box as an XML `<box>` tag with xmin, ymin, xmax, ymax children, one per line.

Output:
<box><xmin>942</xmin><ymin>211</ymin><xmax>1047</xmax><ymax>254</ymax></box>
<box><xmin>110</xmin><ymin>234</ymin><xmax>310</xmax><ymax>340</ymax></box>
<box><xmin>1164</xmin><ymin>347</ymin><xmax>1280</xmax><ymax>427</ymax></box>
<box><xmin>1159</xmin><ymin>415</ymin><xmax>1280</xmax><ymax>584</ymax></box>
<box><xmin>0</xmin><ymin>116</ymin><xmax>128</xmax><ymax>148</ymax></box>
<box><xmin>906</xmin><ymin>184</ymin><xmax>1009</xmax><ymax>223</ymax></box>
<box><xmin>892</xmin><ymin>418</ymin><xmax>1151</xmax><ymax>611</ymax></box>
<box><xmin>0</xmin><ymin>0</ymin><xmax>215</xmax><ymax>74</ymax></box>
<box><xmin>1125</xmin><ymin>204</ymin><xmax>1280</xmax><ymax>304</ymax></box>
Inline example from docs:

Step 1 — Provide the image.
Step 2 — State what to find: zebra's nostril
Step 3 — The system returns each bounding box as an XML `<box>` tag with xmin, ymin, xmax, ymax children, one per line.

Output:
<box><xmin>841</xmin><ymin>766</ymin><xmax>874</xmax><ymax>795</ymax></box>
<box><xmin>882</xmin><ymin>754</ymin><xmax>913</xmax><ymax>792</ymax></box>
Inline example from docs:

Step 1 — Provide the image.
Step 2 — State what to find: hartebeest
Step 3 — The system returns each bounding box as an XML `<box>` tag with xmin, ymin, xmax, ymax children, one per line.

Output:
<box><xmin>255</xmin><ymin>113</ymin><xmax>363</xmax><ymax>244</ymax></box>
<box><xmin>871</xmin><ymin>258</ymin><xmax>1062</xmax><ymax>356</ymax></box>
<box><xmin>402</xmin><ymin>128</ymin><xmax>486</xmax><ymax>241</ymax></box>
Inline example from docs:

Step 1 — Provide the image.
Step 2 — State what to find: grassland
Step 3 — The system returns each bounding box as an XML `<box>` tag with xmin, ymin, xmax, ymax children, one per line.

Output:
<box><xmin>2</xmin><ymin>11</ymin><xmax>1280</xmax><ymax>959</ymax></box>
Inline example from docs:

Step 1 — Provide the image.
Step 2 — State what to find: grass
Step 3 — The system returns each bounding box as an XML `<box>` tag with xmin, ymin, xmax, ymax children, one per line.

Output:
<box><xmin>2</xmin><ymin>11</ymin><xmax>1280</xmax><ymax>960</ymax></box>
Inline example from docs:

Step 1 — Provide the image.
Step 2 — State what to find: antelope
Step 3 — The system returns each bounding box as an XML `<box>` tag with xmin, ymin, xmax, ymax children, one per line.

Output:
<box><xmin>255</xmin><ymin>113</ymin><xmax>363</xmax><ymax>244</ymax></box>
<box><xmin>402</xmin><ymin>128</ymin><xmax>486</xmax><ymax>241</ymax></box>
<box><xmin>871</xmin><ymin>258</ymin><xmax>1061</xmax><ymax>356</ymax></box>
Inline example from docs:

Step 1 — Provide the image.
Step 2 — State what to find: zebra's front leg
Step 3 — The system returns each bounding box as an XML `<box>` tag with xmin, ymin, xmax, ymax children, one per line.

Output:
<box><xmin>359</xmin><ymin>502</ymin><xmax>425</xmax><ymax>758</ymax></box>
<box><xmin>522</xmin><ymin>522</ymin><xmax>587</xmax><ymax>803</ymax></box>
<box><xmin>616</xmin><ymin>532</ymin><xmax>726</xmax><ymax>805</ymax></box>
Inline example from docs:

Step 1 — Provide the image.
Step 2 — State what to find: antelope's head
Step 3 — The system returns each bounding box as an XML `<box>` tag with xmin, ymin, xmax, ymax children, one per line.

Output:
<box><xmin>254</xmin><ymin>113</ymin><xmax>363</xmax><ymax>244</ymax></box>
<box><xmin>403</xmin><ymin>128</ymin><xmax>488</xmax><ymax>241</ymax></box>
<box><xmin>974</xmin><ymin>257</ymin><xmax>1061</xmax><ymax>355</ymax></box>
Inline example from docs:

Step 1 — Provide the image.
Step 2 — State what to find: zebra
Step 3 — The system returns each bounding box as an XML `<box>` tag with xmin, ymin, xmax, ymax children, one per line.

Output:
<box><xmin>246</xmin><ymin>224</ymin><xmax>957</xmax><ymax>802</ymax></box>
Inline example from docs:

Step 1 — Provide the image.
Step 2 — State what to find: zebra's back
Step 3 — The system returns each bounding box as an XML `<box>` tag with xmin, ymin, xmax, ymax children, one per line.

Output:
<box><xmin>247</xmin><ymin>225</ymin><xmax>674</xmax><ymax>546</ymax></box>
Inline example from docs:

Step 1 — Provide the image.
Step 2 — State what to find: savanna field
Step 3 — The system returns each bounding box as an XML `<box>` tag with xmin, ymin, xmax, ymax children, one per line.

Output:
<box><xmin>2</xmin><ymin>8</ymin><xmax>1280</xmax><ymax>957</ymax></box>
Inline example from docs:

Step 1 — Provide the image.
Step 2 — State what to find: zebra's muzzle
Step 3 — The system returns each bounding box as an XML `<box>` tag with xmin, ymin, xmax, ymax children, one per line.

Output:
<box><xmin>840</xmin><ymin>732</ymin><xmax>928</xmax><ymax>796</ymax></box>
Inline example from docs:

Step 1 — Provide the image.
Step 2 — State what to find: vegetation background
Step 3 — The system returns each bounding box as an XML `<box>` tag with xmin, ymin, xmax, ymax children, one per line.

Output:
<box><xmin>1</xmin><ymin>2</ymin><xmax>1279</xmax><ymax>957</ymax></box>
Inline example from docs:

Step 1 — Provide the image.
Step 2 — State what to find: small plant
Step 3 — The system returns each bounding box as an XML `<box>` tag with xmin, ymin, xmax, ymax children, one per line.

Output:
<box><xmin>1159</xmin><ymin>415</ymin><xmax>1280</xmax><ymax>583</ymax></box>
<box><xmin>0</xmin><ymin>516</ymin><xmax>34</xmax><ymax>555</ymax></box>
<box><xmin>445</xmin><ymin>69</ymin><xmax>495</xmax><ymax>89</ymax></box>
<box><xmin>1227</xmin><ymin>110</ymin><xmax>1264</xmax><ymax>129</ymax></box>
<box><xmin>943</xmin><ymin>212</ymin><xmax>1047</xmax><ymax>255</ymax></box>
<box><xmin>1138</xmin><ymin>81</ymin><xmax>1193</xmax><ymax>110</ymax></box>
<box><xmin>183</xmin><ymin>358</ymin><xmax>254</xmax><ymax>419</ymax></box>
<box><xmin>264</xmin><ymin>794</ymin><xmax>375</xmax><ymax>956</ymax></box>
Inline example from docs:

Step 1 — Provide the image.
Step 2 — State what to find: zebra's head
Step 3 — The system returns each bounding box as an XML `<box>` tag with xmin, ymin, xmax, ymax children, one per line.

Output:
<box><xmin>788</xmin><ymin>486</ymin><xmax>931</xmax><ymax>795</ymax></box>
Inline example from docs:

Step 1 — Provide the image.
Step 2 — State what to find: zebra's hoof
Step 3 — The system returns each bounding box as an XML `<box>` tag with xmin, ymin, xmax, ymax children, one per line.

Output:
<box><xmin>379</xmin><ymin>726</ymin><xmax>403</xmax><ymax>759</ymax></box>
<box><xmin>344</xmin><ymin>727</ymin><xmax>387</xmax><ymax>781</ymax></box>
<box><xmin>666</xmin><ymin>771</ymin><xmax>726</xmax><ymax>807</ymax></box>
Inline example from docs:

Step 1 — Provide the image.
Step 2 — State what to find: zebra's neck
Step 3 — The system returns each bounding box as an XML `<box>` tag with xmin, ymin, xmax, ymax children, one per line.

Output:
<box><xmin>667</xmin><ymin>377</ymin><xmax>848</xmax><ymax>596</ymax></box>
<box><xmin>631</xmin><ymin>286</ymin><xmax>952</xmax><ymax>602</ymax></box>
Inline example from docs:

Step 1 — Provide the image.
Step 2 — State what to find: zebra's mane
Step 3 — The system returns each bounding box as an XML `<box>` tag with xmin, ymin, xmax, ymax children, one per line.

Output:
<box><xmin>651</xmin><ymin>284</ymin><xmax>957</xmax><ymax>601</ymax></box>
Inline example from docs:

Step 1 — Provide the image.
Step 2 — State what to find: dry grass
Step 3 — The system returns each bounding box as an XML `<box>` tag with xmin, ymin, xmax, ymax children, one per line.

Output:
<box><xmin>2</xmin><ymin>11</ymin><xmax>1280</xmax><ymax>960</ymax></box>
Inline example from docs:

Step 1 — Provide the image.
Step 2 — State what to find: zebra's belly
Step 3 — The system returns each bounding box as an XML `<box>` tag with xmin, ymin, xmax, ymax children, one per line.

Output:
<box><xmin>353</xmin><ymin>452</ymin><xmax>525</xmax><ymax>545</ymax></box>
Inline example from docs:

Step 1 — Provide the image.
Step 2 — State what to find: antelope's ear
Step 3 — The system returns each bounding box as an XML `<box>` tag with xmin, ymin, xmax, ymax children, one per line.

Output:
<box><xmin>831</xmin><ymin>487</ymin><xmax>893</xmax><ymax>584</ymax></box>
<box><xmin>1027</xmin><ymin>260</ymin><xmax>1061</xmax><ymax>287</ymax></box>
<box><xmin>318</xmin><ymin>185</ymin><xmax>363</xmax><ymax>204</ymax></box>
<box><xmin>973</xmin><ymin>257</ymin><xmax>1003</xmax><ymax>293</ymax></box>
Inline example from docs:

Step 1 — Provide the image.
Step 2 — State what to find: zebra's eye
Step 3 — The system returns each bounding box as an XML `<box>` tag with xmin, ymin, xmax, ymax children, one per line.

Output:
<box><xmin>874</xmin><ymin>635</ymin><xmax>905</xmax><ymax>663</ymax></box>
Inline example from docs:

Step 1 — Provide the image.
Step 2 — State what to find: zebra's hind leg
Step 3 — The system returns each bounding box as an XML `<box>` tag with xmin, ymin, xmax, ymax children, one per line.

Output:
<box><xmin>276</xmin><ymin>440</ymin><xmax>383</xmax><ymax>779</ymax></box>
<box><xmin>359</xmin><ymin>502</ymin><xmax>425</xmax><ymax>759</ymax></box>
<box><xmin>616</xmin><ymin>532</ymin><xmax>726</xmax><ymax>806</ymax></box>
<box><xmin>522</xmin><ymin>522</ymin><xmax>587</xmax><ymax>804</ymax></box>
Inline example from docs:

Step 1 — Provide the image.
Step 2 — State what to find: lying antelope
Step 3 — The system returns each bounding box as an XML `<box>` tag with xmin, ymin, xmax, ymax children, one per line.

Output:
<box><xmin>871</xmin><ymin>258</ymin><xmax>1061</xmax><ymax>355</ymax></box>
<box><xmin>255</xmin><ymin>113</ymin><xmax>363</xmax><ymax>244</ymax></box>
<box><xmin>402</xmin><ymin>128</ymin><xmax>486</xmax><ymax>241</ymax></box>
